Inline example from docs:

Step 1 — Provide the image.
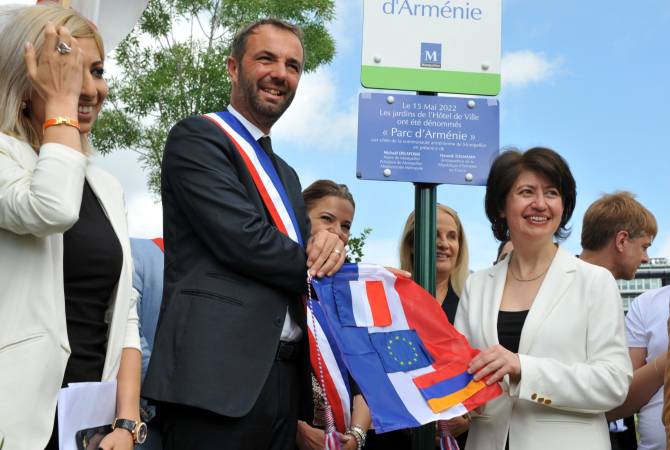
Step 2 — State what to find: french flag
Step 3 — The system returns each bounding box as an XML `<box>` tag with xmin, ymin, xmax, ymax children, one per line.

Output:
<box><xmin>312</xmin><ymin>264</ymin><xmax>501</xmax><ymax>433</ymax></box>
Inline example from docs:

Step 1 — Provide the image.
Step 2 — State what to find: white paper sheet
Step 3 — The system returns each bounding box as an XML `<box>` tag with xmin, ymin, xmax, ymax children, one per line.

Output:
<box><xmin>57</xmin><ymin>380</ymin><xmax>116</xmax><ymax>450</ymax></box>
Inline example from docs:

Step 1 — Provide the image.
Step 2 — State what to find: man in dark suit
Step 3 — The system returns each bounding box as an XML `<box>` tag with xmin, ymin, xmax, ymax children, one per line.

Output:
<box><xmin>143</xmin><ymin>19</ymin><xmax>346</xmax><ymax>450</ymax></box>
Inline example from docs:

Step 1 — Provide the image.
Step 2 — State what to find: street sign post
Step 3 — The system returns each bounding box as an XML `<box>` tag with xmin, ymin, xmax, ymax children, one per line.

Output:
<box><xmin>358</xmin><ymin>3</ymin><xmax>502</xmax><ymax>449</ymax></box>
<box><xmin>362</xmin><ymin>0</ymin><xmax>502</xmax><ymax>96</ymax></box>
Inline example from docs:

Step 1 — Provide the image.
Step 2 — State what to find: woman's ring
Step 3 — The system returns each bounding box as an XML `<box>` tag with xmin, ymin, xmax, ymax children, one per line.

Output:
<box><xmin>333</xmin><ymin>249</ymin><xmax>342</xmax><ymax>255</ymax></box>
<box><xmin>56</xmin><ymin>41</ymin><xmax>72</xmax><ymax>55</ymax></box>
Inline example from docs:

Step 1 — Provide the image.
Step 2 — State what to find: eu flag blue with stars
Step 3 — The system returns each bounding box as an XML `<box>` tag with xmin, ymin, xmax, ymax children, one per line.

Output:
<box><xmin>369</xmin><ymin>329</ymin><xmax>433</xmax><ymax>373</ymax></box>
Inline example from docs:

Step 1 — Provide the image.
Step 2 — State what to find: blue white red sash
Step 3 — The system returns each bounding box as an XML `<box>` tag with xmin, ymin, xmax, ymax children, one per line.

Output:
<box><xmin>203</xmin><ymin>111</ymin><xmax>303</xmax><ymax>246</ymax></box>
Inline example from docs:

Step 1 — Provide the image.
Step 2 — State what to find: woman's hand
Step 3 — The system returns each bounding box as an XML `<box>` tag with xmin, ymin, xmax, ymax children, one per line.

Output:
<box><xmin>468</xmin><ymin>344</ymin><xmax>521</xmax><ymax>385</ymax></box>
<box><xmin>296</xmin><ymin>421</ymin><xmax>326</xmax><ymax>450</ymax></box>
<box><xmin>24</xmin><ymin>22</ymin><xmax>82</xmax><ymax>115</ymax></box>
<box><xmin>97</xmin><ymin>428</ymin><xmax>134</xmax><ymax>450</ymax></box>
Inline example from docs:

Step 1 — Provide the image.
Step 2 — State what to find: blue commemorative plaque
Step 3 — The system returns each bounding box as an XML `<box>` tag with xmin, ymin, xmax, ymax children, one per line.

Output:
<box><xmin>356</xmin><ymin>92</ymin><xmax>499</xmax><ymax>185</ymax></box>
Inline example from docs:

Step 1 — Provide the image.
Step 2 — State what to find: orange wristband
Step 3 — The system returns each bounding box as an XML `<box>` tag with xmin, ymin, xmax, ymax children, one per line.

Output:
<box><xmin>43</xmin><ymin>116</ymin><xmax>80</xmax><ymax>131</ymax></box>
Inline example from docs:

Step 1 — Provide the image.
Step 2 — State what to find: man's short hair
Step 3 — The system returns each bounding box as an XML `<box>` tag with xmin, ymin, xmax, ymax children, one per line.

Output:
<box><xmin>581</xmin><ymin>191</ymin><xmax>657</xmax><ymax>251</ymax></box>
<box><xmin>230</xmin><ymin>18</ymin><xmax>304</xmax><ymax>67</ymax></box>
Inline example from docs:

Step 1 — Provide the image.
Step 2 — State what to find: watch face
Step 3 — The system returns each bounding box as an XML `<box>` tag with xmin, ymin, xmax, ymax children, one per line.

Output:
<box><xmin>136</xmin><ymin>422</ymin><xmax>148</xmax><ymax>444</ymax></box>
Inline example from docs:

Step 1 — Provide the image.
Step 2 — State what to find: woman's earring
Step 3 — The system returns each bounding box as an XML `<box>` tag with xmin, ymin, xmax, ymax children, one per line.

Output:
<box><xmin>20</xmin><ymin>101</ymin><xmax>27</xmax><ymax>110</ymax></box>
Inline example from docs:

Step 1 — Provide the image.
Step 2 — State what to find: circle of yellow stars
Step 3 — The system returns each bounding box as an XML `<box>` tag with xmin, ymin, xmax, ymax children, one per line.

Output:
<box><xmin>387</xmin><ymin>335</ymin><xmax>420</xmax><ymax>367</ymax></box>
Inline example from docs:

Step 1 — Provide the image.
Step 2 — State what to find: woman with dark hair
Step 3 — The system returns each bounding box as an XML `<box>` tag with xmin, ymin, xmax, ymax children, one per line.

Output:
<box><xmin>455</xmin><ymin>147</ymin><xmax>632</xmax><ymax>450</ymax></box>
<box><xmin>297</xmin><ymin>180</ymin><xmax>371</xmax><ymax>450</ymax></box>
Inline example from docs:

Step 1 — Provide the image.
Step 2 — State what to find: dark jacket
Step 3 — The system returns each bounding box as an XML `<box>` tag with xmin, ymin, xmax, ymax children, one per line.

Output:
<box><xmin>143</xmin><ymin>115</ymin><xmax>311</xmax><ymax>420</ymax></box>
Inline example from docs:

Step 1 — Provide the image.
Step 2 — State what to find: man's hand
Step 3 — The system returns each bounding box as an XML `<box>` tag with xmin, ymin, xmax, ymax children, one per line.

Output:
<box><xmin>306</xmin><ymin>229</ymin><xmax>346</xmax><ymax>278</ymax></box>
<box><xmin>296</xmin><ymin>421</ymin><xmax>325</xmax><ymax>450</ymax></box>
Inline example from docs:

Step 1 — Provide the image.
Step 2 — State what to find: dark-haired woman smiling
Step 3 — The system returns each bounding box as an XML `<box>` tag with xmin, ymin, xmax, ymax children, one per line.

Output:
<box><xmin>455</xmin><ymin>147</ymin><xmax>632</xmax><ymax>450</ymax></box>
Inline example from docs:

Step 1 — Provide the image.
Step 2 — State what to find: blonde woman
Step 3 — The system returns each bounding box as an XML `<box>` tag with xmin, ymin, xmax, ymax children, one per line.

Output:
<box><xmin>0</xmin><ymin>5</ymin><xmax>141</xmax><ymax>450</ymax></box>
<box><xmin>399</xmin><ymin>204</ymin><xmax>471</xmax><ymax>446</ymax></box>
<box><xmin>400</xmin><ymin>204</ymin><xmax>470</xmax><ymax>323</ymax></box>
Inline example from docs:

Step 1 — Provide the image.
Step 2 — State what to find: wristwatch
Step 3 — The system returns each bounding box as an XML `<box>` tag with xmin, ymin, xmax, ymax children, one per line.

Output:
<box><xmin>112</xmin><ymin>417</ymin><xmax>148</xmax><ymax>444</ymax></box>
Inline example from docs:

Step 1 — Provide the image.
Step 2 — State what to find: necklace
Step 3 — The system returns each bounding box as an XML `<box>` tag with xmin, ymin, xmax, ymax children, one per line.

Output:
<box><xmin>509</xmin><ymin>261</ymin><xmax>550</xmax><ymax>282</ymax></box>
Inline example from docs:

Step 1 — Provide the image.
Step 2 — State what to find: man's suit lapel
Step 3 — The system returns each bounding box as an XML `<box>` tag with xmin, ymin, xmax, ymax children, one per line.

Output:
<box><xmin>518</xmin><ymin>246</ymin><xmax>576</xmax><ymax>354</ymax></box>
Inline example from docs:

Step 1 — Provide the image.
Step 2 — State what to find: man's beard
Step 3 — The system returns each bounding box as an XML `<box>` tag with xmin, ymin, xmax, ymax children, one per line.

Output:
<box><xmin>240</xmin><ymin>71</ymin><xmax>296</xmax><ymax>124</ymax></box>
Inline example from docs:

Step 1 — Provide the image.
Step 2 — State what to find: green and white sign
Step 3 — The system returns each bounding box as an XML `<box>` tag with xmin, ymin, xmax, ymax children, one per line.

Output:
<box><xmin>361</xmin><ymin>0</ymin><xmax>502</xmax><ymax>95</ymax></box>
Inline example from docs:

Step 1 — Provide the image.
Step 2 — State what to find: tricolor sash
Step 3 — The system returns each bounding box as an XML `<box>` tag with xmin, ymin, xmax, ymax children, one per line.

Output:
<box><xmin>203</xmin><ymin>111</ymin><xmax>303</xmax><ymax>246</ymax></box>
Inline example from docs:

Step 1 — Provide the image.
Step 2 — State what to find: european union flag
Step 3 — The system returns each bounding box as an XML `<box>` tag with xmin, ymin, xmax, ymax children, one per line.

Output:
<box><xmin>370</xmin><ymin>329</ymin><xmax>433</xmax><ymax>373</ymax></box>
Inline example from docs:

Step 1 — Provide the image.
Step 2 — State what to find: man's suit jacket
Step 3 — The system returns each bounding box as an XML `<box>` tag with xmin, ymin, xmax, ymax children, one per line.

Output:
<box><xmin>0</xmin><ymin>133</ymin><xmax>140</xmax><ymax>450</ymax></box>
<box><xmin>143</xmin><ymin>115</ymin><xmax>311</xmax><ymax>419</ymax></box>
<box><xmin>455</xmin><ymin>246</ymin><xmax>632</xmax><ymax>450</ymax></box>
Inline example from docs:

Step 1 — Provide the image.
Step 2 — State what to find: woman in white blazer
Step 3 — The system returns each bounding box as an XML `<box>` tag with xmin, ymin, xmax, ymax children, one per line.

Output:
<box><xmin>0</xmin><ymin>6</ymin><xmax>141</xmax><ymax>450</ymax></box>
<box><xmin>455</xmin><ymin>147</ymin><xmax>632</xmax><ymax>450</ymax></box>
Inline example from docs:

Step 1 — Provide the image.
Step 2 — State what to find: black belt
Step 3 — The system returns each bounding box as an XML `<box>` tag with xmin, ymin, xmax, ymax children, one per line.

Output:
<box><xmin>275</xmin><ymin>340</ymin><xmax>299</xmax><ymax>362</ymax></box>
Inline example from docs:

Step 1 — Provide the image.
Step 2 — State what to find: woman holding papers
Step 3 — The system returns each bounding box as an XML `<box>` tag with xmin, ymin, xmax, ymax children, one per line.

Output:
<box><xmin>0</xmin><ymin>5</ymin><xmax>141</xmax><ymax>450</ymax></box>
<box><xmin>400</xmin><ymin>204</ymin><xmax>471</xmax><ymax>446</ymax></box>
<box><xmin>455</xmin><ymin>147</ymin><xmax>632</xmax><ymax>450</ymax></box>
<box><xmin>297</xmin><ymin>180</ymin><xmax>371</xmax><ymax>450</ymax></box>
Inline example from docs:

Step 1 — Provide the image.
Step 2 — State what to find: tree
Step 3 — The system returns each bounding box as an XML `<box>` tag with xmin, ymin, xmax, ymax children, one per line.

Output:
<box><xmin>347</xmin><ymin>227</ymin><xmax>372</xmax><ymax>263</ymax></box>
<box><xmin>92</xmin><ymin>0</ymin><xmax>336</xmax><ymax>194</ymax></box>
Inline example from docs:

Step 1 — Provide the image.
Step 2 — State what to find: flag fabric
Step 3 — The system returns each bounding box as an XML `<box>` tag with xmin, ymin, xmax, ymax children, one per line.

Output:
<box><xmin>311</xmin><ymin>263</ymin><xmax>502</xmax><ymax>433</ymax></box>
<box><xmin>306</xmin><ymin>298</ymin><xmax>351</xmax><ymax>433</ymax></box>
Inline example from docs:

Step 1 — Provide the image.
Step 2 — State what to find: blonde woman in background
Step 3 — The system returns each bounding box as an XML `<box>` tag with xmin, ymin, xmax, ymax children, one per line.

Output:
<box><xmin>0</xmin><ymin>5</ymin><xmax>142</xmax><ymax>449</ymax></box>
<box><xmin>399</xmin><ymin>204</ymin><xmax>471</xmax><ymax>447</ymax></box>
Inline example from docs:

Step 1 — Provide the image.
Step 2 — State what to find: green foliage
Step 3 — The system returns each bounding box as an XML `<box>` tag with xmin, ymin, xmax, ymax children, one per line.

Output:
<box><xmin>92</xmin><ymin>0</ymin><xmax>336</xmax><ymax>194</ymax></box>
<box><xmin>347</xmin><ymin>228</ymin><xmax>372</xmax><ymax>264</ymax></box>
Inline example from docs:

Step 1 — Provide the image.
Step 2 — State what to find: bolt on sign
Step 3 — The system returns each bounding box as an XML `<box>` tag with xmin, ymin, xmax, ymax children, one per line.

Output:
<box><xmin>361</xmin><ymin>0</ymin><xmax>502</xmax><ymax>96</ymax></box>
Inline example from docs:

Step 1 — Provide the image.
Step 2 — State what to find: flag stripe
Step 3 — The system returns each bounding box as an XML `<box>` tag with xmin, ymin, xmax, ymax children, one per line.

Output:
<box><xmin>307</xmin><ymin>300</ymin><xmax>351</xmax><ymax>432</ymax></box>
<box><xmin>426</xmin><ymin>379</ymin><xmax>488</xmax><ymax>413</ymax></box>
<box><xmin>365</xmin><ymin>280</ymin><xmax>392</xmax><ymax>326</ymax></box>
<box><xmin>415</xmin><ymin>370</ymin><xmax>472</xmax><ymax>395</ymax></box>
<box><xmin>350</xmin><ymin>281</ymin><xmax>374</xmax><ymax>326</ymax></box>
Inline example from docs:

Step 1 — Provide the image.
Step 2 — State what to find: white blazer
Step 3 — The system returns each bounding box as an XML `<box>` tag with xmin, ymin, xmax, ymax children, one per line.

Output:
<box><xmin>0</xmin><ymin>133</ymin><xmax>141</xmax><ymax>450</ymax></box>
<box><xmin>455</xmin><ymin>246</ymin><xmax>632</xmax><ymax>450</ymax></box>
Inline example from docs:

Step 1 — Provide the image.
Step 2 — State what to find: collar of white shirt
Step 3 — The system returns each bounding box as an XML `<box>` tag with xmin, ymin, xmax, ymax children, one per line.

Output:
<box><xmin>227</xmin><ymin>105</ymin><xmax>269</xmax><ymax>141</ymax></box>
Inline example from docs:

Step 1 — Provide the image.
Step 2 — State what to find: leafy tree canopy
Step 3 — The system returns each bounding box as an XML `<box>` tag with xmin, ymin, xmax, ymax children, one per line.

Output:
<box><xmin>92</xmin><ymin>0</ymin><xmax>336</xmax><ymax>194</ymax></box>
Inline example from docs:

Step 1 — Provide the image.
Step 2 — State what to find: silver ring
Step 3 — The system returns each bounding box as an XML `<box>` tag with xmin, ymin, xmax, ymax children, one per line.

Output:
<box><xmin>56</xmin><ymin>41</ymin><xmax>72</xmax><ymax>55</ymax></box>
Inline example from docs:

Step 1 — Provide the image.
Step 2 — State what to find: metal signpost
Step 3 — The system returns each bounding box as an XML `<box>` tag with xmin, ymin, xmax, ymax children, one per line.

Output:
<box><xmin>358</xmin><ymin>1</ymin><xmax>502</xmax><ymax>449</ymax></box>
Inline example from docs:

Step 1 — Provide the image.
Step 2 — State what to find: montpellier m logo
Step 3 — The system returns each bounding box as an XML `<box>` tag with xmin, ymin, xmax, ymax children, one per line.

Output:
<box><xmin>420</xmin><ymin>42</ymin><xmax>442</xmax><ymax>68</ymax></box>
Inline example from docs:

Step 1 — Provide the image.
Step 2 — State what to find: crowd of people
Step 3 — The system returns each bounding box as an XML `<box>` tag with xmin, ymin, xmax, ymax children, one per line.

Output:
<box><xmin>0</xmin><ymin>4</ymin><xmax>668</xmax><ymax>450</ymax></box>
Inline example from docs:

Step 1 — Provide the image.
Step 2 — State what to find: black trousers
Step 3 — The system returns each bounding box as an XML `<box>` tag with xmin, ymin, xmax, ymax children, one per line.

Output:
<box><xmin>160</xmin><ymin>358</ymin><xmax>300</xmax><ymax>450</ymax></box>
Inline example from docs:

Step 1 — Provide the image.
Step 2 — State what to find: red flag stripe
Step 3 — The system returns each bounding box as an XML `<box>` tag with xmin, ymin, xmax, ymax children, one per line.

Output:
<box><xmin>365</xmin><ymin>280</ymin><xmax>392</xmax><ymax>327</ymax></box>
<box><xmin>151</xmin><ymin>237</ymin><xmax>164</xmax><ymax>252</ymax></box>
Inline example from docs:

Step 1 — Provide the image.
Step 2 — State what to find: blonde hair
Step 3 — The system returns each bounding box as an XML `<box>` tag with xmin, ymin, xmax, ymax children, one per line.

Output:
<box><xmin>399</xmin><ymin>204</ymin><xmax>470</xmax><ymax>297</ymax></box>
<box><xmin>0</xmin><ymin>5</ymin><xmax>104</xmax><ymax>150</ymax></box>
